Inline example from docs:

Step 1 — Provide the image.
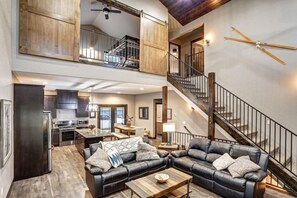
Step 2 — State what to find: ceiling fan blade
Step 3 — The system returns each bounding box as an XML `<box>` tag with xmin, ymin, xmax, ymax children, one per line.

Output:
<box><xmin>109</xmin><ymin>10</ymin><xmax>121</xmax><ymax>13</ymax></box>
<box><xmin>224</xmin><ymin>37</ymin><xmax>255</xmax><ymax>45</ymax></box>
<box><xmin>91</xmin><ymin>9</ymin><xmax>103</xmax><ymax>11</ymax></box>
<box><xmin>91</xmin><ymin>1</ymin><xmax>99</xmax><ymax>4</ymax></box>
<box><xmin>258</xmin><ymin>46</ymin><xmax>286</xmax><ymax>65</ymax></box>
<box><xmin>259</xmin><ymin>42</ymin><xmax>297</xmax><ymax>50</ymax></box>
<box><xmin>231</xmin><ymin>27</ymin><xmax>254</xmax><ymax>42</ymax></box>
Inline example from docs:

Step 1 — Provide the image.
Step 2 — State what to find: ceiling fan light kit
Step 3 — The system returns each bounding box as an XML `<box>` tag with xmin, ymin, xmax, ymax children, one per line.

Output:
<box><xmin>90</xmin><ymin>5</ymin><xmax>121</xmax><ymax>20</ymax></box>
<box><xmin>224</xmin><ymin>26</ymin><xmax>297</xmax><ymax>65</ymax></box>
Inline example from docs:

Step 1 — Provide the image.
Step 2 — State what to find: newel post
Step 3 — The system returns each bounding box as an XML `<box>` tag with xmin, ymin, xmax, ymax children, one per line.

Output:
<box><xmin>208</xmin><ymin>72</ymin><xmax>216</xmax><ymax>140</ymax></box>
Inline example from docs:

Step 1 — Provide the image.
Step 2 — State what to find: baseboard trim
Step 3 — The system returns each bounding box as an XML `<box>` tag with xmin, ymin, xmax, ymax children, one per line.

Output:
<box><xmin>6</xmin><ymin>181</ymin><xmax>13</xmax><ymax>198</ymax></box>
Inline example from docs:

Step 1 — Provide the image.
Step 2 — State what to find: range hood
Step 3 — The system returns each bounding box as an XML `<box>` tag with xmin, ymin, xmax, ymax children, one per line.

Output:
<box><xmin>56</xmin><ymin>90</ymin><xmax>78</xmax><ymax>109</ymax></box>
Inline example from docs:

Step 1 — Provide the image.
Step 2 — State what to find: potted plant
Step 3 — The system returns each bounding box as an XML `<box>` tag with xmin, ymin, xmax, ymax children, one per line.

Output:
<box><xmin>126</xmin><ymin>115</ymin><xmax>133</xmax><ymax>127</ymax></box>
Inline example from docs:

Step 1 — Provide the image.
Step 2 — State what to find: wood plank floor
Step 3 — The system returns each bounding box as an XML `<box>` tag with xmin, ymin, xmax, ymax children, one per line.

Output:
<box><xmin>9</xmin><ymin>145</ymin><xmax>295</xmax><ymax>198</ymax></box>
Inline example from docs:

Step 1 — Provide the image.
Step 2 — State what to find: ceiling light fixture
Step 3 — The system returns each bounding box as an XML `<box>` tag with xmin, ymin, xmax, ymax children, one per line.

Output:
<box><xmin>86</xmin><ymin>86</ymin><xmax>99</xmax><ymax>112</ymax></box>
<box><xmin>117</xmin><ymin>91</ymin><xmax>121</xmax><ymax>94</ymax></box>
<box><xmin>140</xmin><ymin>88</ymin><xmax>144</xmax><ymax>90</ymax></box>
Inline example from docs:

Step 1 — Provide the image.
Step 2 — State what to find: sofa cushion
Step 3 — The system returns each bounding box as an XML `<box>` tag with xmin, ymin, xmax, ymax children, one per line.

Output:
<box><xmin>86</xmin><ymin>147</ymin><xmax>111</xmax><ymax>172</ymax></box>
<box><xmin>230</xmin><ymin>144</ymin><xmax>260</xmax><ymax>164</ymax></box>
<box><xmin>188</xmin><ymin>149</ymin><xmax>207</xmax><ymax>160</ymax></box>
<box><xmin>214</xmin><ymin>170</ymin><xmax>247</xmax><ymax>192</ymax></box>
<box><xmin>192</xmin><ymin>161</ymin><xmax>216</xmax><ymax>180</ymax></box>
<box><xmin>172</xmin><ymin>156</ymin><xmax>198</xmax><ymax>173</ymax></box>
<box><xmin>206</xmin><ymin>141</ymin><xmax>231</xmax><ymax>163</ymax></box>
<box><xmin>101</xmin><ymin>166</ymin><xmax>129</xmax><ymax>184</ymax></box>
<box><xmin>213</xmin><ymin>153</ymin><xmax>235</xmax><ymax>171</ymax></box>
<box><xmin>146</xmin><ymin>158</ymin><xmax>167</xmax><ymax>170</ymax></box>
<box><xmin>188</xmin><ymin>138</ymin><xmax>211</xmax><ymax>152</ymax></box>
<box><xmin>206</xmin><ymin>153</ymin><xmax>222</xmax><ymax>163</ymax></box>
<box><xmin>120</xmin><ymin>152</ymin><xmax>136</xmax><ymax>163</ymax></box>
<box><xmin>107</xmin><ymin>148</ymin><xmax>123</xmax><ymax>168</ymax></box>
<box><xmin>90</xmin><ymin>142</ymin><xmax>101</xmax><ymax>155</ymax></box>
<box><xmin>228</xmin><ymin>158</ymin><xmax>261</xmax><ymax>178</ymax></box>
<box><xmin>122</xmin><ymin>161</ymin><xmax>148</xmax><ymax>178</ymax></box>
<box><xmin>136</xmin><ymin>142</ymin><xmax>160</xmax><ymax>161</ymax></box>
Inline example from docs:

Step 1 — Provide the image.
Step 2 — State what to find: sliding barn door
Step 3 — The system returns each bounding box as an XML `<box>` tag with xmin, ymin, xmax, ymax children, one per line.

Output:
<box><xmin>140</xmin><ymin>13</ymin><xmax>168</xmax><ymax>76</ymax></box>
<box><xmin>19</xmin><ymin>0</ymin><xmax>80</xmax><ymax>61</ymax></box>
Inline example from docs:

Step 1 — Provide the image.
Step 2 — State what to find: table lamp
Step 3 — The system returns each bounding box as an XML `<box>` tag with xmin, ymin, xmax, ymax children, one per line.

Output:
<box><xmin>163</xmin><ymin>123</ymin><xmax>175</xmax><ymax>145</ymax></box>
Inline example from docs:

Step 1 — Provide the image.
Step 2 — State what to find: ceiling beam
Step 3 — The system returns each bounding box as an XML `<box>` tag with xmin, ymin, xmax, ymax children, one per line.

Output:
<box><xmin>96</xmin><ymin>0</ymin><xmax>140</xmax><ymax>17</ymax></box>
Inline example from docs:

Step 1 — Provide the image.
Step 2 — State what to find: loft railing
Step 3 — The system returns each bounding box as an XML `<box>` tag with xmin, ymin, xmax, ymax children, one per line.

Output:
<box><xmin>168</xmin><ymin>52</ymin><xmax>297</xmax><ymax>194</ymax></box>
<box><xmin>168</xmin><ymin>53</ymin><xmax>209</xmax><ymax>100</ymax></box>
<box><xmin>79</xmin><ymin>28</ymin><xmax>139</xmax><ymax>69</ymax></box>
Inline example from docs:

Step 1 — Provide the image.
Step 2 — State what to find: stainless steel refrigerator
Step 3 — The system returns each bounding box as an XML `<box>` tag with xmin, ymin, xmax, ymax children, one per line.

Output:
<box><xmin>43</xmin><ymin>111</ymin><xmax>52</xmax><ymax>173</ymax></box>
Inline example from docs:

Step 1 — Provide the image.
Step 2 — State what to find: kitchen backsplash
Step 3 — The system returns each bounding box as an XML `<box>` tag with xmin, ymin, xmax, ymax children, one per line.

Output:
<box><xmin>56</xmin><ymin>109</ymin><xmax>77</xmax><ymax>120</ymax></box>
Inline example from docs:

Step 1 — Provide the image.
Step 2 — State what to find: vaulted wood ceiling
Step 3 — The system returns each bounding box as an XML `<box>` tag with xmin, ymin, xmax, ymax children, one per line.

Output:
<box><xmin>160</xmin><ymin>0</ymin><xmax>231</xmax><ymax>25</ymax></box>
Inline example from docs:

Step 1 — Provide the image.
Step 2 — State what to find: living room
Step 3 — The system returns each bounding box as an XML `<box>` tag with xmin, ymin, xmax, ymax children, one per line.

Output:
<box><xmin>1</xmin><ymin>0</ymin><xmax>297</xmax><ymax>198</ymax></box>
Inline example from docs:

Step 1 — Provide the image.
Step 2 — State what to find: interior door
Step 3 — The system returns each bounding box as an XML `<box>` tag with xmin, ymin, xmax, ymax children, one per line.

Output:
<box><xmin>156</xmin><ymin>104</ymin><xmax>163</xmax><ymax>135</ymax></box>
<box><xmin>139</xmin><ymin>13</ymin><xmax>168</xmax><ymax>76</ymax></box>
<box><xmin>98</xmin><ymin>105</ymin><xmax>127</xmax><ymax>132</ymax></box>
<box><xmin>19</xmin><ymin>0</ymin><xmax>80</xmax><ymax>61</ymax></box>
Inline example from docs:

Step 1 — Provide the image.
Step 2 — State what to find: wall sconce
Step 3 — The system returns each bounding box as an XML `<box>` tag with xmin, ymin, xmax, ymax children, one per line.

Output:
<box><xmin>172</xmin><ymin>48</ymin><xmax>177</xmax><ymax>55</ymax></box>
<box><xmin>205</xmin><ymin>39</ymin><xmax>210</xmax><ymax>46</ymax></box>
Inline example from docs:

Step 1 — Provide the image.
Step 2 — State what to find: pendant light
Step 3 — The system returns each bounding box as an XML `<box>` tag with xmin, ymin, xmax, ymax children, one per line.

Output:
<box><xmin>86</xmin><ymin>87</ymin><xmax>99</xmax><ymax>112</ymax></box>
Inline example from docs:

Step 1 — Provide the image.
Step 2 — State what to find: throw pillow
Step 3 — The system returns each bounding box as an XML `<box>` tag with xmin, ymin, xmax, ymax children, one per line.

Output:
<box><xmin>86</xmin><ymin>148</ymin><xmax>111</xmax><ymax>172</ymax></box>
<box><xmin>212</xmin><ymin>153</ymin><xmax>235</xmax><ymax>170</ymax></box>
<box><xmin>228</xmin><ymin>158</ymin><xmax>261</xmax><ymax>178</ymax></box>
<box><xmin>136</xmin><ymin>142</ymin><xmax>160</xmax><ymax>161</ymax></box>
<box><xmin>107</xmin><ymin>147</ymin><xmax>123</xmax><ymax>168</ymax></box>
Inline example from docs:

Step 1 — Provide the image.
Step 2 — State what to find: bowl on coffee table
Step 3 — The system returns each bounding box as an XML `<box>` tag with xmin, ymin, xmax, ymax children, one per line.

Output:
<box><xmin>155</xmin><ymin>173</ymin><xmax>169</xmax><ymax>183</ymax></box>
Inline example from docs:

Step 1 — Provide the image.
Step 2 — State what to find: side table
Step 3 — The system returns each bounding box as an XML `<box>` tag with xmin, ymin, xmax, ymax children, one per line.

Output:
<box><xmin>158</xmin><ymin>142</ymin><xmax>179</xmax><ymax>152</ymax></box>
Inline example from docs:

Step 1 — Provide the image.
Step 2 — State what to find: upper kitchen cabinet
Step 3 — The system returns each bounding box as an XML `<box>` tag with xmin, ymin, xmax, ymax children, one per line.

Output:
<box><xmin>76</xmin><ymin>96</ymin><xmax>89</xmax><ymax>117</ymax></box>
<box><xmin>56</xmin><ymin>90</ymin><xmax>78</xmax><ymax>109</ymax></box>
<box><xmin>139</xmin><ymin>13</ymin><xmax>168</xmax><ymax>76</ymax></box>
<box><xmin>44</xmin><ymin>95</ymin><xmax>57</xmax><ymax>118</ymax></box>
<box><xmin>19</xmin><ymin>0</ymin><xmax>80</xmax><ymax>61</ymax></box>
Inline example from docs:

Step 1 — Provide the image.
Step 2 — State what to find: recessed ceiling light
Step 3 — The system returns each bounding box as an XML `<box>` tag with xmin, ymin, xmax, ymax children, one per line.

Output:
<box><xmin>117</xmin><ymin>91</ymin><xmax>121</xmax><ymax>94</ymax></box>
<box><xmin>42</xmin><ymin>82</ymin><xmax>48</xmax><ymax>85</ymax></box>
<box><xmin>140</xmin><ymin>87</ymin><xmax>144</xmax><ymax>90</ymax></box>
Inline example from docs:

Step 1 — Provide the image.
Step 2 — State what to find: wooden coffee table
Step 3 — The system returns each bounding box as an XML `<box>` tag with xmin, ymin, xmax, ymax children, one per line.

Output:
<box><xmin>125</xmin><ymin>168</ymin><xmax>192</xmax><ymax>198</ymax></box>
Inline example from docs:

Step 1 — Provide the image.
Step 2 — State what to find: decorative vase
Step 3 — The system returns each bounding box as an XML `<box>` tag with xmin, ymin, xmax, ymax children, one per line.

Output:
<box><xmin>126</xmin><ymin>121</ymin><xmax>131</xmax><ymax>127</ymax></box>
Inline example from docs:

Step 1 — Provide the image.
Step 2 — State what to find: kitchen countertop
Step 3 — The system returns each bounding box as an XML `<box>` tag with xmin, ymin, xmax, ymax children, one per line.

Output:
<box><xmin>75</xmin><ymin>128</ymin><xmax>113</xmax><ymax>139</ymax></box>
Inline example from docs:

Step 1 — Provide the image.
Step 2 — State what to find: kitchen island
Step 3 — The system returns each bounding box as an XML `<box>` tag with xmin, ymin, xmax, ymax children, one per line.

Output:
<box><xmin>75</xmin><ymin>128</ymin><xmax>129</xmax><ymax>156</ymax></box>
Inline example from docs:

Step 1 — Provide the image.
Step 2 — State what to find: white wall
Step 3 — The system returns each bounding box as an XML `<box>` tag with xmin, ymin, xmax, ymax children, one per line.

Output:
<box><xmin>171</xmin><ymin>0</ymin><xmax>297</xmax><ymax>134</ymax></box>
<box><xmin>0</xmin><ymin>0</ymin><xmax>13</xmax><ymax>197</ymax></box>
<box><xmin>134</xmin><ymin>90</ymin><xmax>230</xmax><ymax>139</ymax></box>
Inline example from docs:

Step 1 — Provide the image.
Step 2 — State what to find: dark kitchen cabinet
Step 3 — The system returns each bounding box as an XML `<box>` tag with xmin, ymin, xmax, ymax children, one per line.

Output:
<box><xmin>56</xmin><ymin>90</ymin><xmax>78</xmax><ymax>109</ymax></box>
<box><xmin>76</xmin><ymin>96</ymin><xmax>89</xmax><ymax>117</ymax></box>
<box><xmin>14</xmin><ymin>84</ymin><xmax>46</xmax><ymax>181</ymax></box>
<box><xmin>44</xmin><ymin>95</ymin><xmax>57</xmax><ymax>118</ymax></box>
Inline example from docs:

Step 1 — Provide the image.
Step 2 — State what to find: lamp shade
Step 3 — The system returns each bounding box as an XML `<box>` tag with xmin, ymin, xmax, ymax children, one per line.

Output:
<box><xmin>86</xmin><ymin>103</ymin><xmax>99</xmax><ymax>112</ymax></box>
<box><xmin>163</xmin><ymin>123</ymin><xmax>175</xmax><ymax>133</ymax></box>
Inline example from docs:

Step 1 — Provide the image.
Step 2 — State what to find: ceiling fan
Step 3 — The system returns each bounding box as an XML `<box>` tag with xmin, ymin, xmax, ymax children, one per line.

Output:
<box><xmin>91</xmin><ymin>6</ymin><xmax>121</xmax><ymax>20</ymax></box>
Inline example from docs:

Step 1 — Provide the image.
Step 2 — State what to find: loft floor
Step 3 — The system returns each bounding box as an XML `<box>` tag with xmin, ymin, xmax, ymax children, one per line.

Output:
<box><xmin>9</xmin><ymin>145</ymin><xmax>294</xmax><ymax>198</ymax></box>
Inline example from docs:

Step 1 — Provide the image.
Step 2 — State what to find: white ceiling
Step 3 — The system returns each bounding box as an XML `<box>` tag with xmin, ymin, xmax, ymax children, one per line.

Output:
<box><xmin>13</xmin><ymin>72</ymin><xmax>163</xmax><ymax>95</ymax></box>
<box><xmin>81</xmin><ymin>0</ymin><xmax>140</xmax><ymax>38</ymax></box>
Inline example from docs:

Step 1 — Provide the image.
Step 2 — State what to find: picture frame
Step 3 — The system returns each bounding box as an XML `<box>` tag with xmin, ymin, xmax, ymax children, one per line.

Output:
<box><xmin>0</xmin><ymin>99</ymin><xmax>12</xmax><ymax>168</ymax></box>
<box><xmin>167</xmin><ymin>108</ymin><xmax>172</xmax><ymax>120</ymax></box>
<box><xmin>89</xmin><ymin>111</ymin><xmax>96</xmax><ymax>119</ymax></box>
<box><xmin>139</xmin><ymin>107</ymin><xmax>149</xmax><ymax>120</ymax></box>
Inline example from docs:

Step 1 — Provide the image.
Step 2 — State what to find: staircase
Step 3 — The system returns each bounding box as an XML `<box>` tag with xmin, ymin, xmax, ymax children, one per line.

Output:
<box><xmin>167</xmin><ymin>53</ymin><xmax>297</xmax><ymax>195</ymax></box>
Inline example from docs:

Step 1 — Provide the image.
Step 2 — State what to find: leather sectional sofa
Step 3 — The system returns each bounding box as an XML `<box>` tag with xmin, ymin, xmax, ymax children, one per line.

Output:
<box><xmin>83</xmin><ymin>138</ymin><xmax>169</xmax><ymax>198</ymax></box>
<box><xmin>171</xmin><ymin>138</ymin><xmax>269</xmax><ymax>198</ymax></box>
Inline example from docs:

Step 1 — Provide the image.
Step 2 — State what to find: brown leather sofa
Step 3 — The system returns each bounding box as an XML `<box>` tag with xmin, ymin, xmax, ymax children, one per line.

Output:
<box><xmin>83</xmin><ymin>139</ymin><xmax>169</xmax><ymax>198</ymax></box>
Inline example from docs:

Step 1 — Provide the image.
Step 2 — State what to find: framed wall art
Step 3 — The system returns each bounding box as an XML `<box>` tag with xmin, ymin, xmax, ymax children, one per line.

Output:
<box><xmin>0</xmin><ymin>99</ymin><xmax>12</xmax><ymax>168</ymax></box>
<box><xmin>139</xmin><ymin>107</ymin><xmax>149</xmax><ymax>120</ymax></box>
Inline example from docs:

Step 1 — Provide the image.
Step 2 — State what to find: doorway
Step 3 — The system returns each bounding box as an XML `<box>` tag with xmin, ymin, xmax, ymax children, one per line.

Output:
<box><xmin>98</xmin><ymin>104</ymin><xmax>127</xmax><ymax>132</ymax></box>
<box><xmin>153</xmin><ymin>99</ymin><xmax>163</xmax><ymax>140</ymax></box>
<box><xmin>190</xmin><ymin>37</ymin><xmax>204</xmax><ymax>74</ymax></box>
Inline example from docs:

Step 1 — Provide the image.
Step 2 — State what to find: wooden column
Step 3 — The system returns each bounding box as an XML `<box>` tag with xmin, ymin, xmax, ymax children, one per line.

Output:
<box><xmin>208</xmin><ymin>73</ymin><xmax>215</xmax><ymax>140</ymax></box>
<box><xmin>162</xmin><ymin>86</ymin><xmax>168</xmax><ymax>142</ymax></box>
